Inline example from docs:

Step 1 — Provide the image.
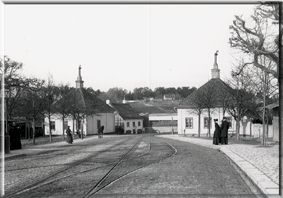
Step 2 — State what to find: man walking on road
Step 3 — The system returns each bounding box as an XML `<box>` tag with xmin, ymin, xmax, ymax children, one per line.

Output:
<box><xmin>220</xmin><ymin>117</ymin><xmax>229</xmax><ymax>144</ymax></box>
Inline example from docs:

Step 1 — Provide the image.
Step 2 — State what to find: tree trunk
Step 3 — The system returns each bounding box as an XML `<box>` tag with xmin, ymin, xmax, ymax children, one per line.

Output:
<box><xmin>208</xmin><ymin>109</ymin><xmax>211</xmax><ymax>138</ymax></box>
<box><xmin>72</xmin><ymin>116</ymin><xmax>75</xmax><ymax>137</ymax></box>
<box><xmin>236</xmin><ymin>118</ymin><xmax>240</xmax><ymax>141</ymax></box>
<box><xmin>198</xmin><ymin>112</ymin><xmax>201</xmax><ymax>137</ymax></box>
<box><xmin>48</xmin><ymin>114</ymin><xmax>52</xmax><ymax>142</ymax></box>
<box><xmin>32</xmin><ymin>118</ymin><xmax>36</xmax><ymax>144</ymax></box>
<box><xmin>262</xmin><ymin>71</ymin><xmax>267</xmax><ymax>146</ymax></box>
<box><xmin>62</xmin><ymin>116</ymin><xmax>65</xmax><ymax>140</ymax></box>
<box><xmin>262</xmin><ymin>109</ymin><xmax>266</xmax><ymax>146</ymax></box>
<box><xmin>28</xmin><ymin>123</ymin><xmax>31</xmax><ymax>140</ymax></box>
<box><xmin>81</xmin><ymin>116</ymin><xmax>84</xmax><ymax>140</ymax></box>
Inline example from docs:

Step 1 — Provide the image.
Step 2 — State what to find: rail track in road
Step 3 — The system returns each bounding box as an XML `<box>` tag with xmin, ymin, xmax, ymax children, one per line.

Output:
<box><xmin>5</xmin><ymin>136</ymin><xmax>138</xmax><ymax>198</ymax></box>
<box><xmin>5</xmin><ymin>135</ymin><xmax>177</xmax><ymax>198</ymax></box>
<box><xmin>83</xmin><ymin>138</ymin><xmax>177</xmax><ymax>198</ymax></box>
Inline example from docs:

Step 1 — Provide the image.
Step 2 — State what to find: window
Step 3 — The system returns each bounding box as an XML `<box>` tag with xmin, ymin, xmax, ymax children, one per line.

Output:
<box><xmin>138</xmin><ymin>121</ymin><xmax>141</xmax><ymax>126</ymax></box>
<box><xmin>50</xmin><ymin>121</ymin><xmax>55</xmax><ymax>130</ymax></box>
<box><xmin>204</xmin><ymin>117</ymin><xmax>211</xmax><ymax>128</ymax></box>
<box><xmin>127</xmin><ymin>122</ymin><xmax>130</xmax><ymax>127</ymax></box>
<box><xmin>133</xmin><ymin>122</ymin><xmax>136</xmax><ymax>127</ymax></box>
<box><xmin>185</xmin><ymin>117</ymin><xmax>193</xmax><ymax>128</ymax></box>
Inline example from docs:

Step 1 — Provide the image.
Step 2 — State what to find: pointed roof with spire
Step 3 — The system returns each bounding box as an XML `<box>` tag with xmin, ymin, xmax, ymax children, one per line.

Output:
<box><xmin>179</xmin><ymin>51</ymin><xmax>234</xmax><ymax>108</ymax></box>
<box><xmin>53</xmin><ymin>66</ymin><xmax>114</xmax><ymax>114</ymax></box>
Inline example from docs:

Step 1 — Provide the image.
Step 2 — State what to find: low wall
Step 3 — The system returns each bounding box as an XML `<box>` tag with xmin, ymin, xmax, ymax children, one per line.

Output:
<box><xmin>252</xmin><ymin>124</ymin><xmax>273</xmax><ymax>138</ymax></box>
<box><xmin>150</xmin><ymin>126</ymin><xmax>178</xmax><ymax>134</ymax></box>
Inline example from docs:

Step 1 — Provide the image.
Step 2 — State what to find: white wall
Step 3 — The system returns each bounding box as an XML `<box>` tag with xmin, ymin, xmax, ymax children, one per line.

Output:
<box><xmin>252</xmin><ymin>124</ymin><xmax>274</xmax><ymax>138</ymax></box>
<box><xmin>44</xmin><ymin>114</ymin><xmax>76</xmax><ymax>136</ymax></box>
<box><xmin>178</xmin><ymin>108</ymin><xmax>265</xmax><ymax>138</ymax></box>
<box><xmin>178</xmin><ymin>108</ymin><xmax>237</xmax><ymax>136</ymax></box>
<box><xmin>45</xmin><ymin>113</ymin><xmax>115</xmax><ymax>136</ymax></box>
<box><xmin>124</xmin><ymin>119</ymin><xmax>143</xmax><ymax>133</ymax></box>
<box><xmin>86</xmin><ymin>113</ymin><xmax>115</xmax><ymax>135</ymax></box>
<box><xmin>151</xmin><ymin>126</ymin><xmax>178</xmax><ymax>133</ymax></box>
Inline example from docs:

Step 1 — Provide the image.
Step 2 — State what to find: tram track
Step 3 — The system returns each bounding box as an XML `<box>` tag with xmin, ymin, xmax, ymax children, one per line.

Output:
<box><xmin>6</xmin><ymin>135</ymin><xmax>177</xmax><ymax>198</ymax></box>
<box><xmin>5</xmin><ymin>136</ymin><xmax>137</xmax><ymax>198</ymax></box>
<box><xmin>83</xmin><ymin>140</ymin><xmax>177</xmax><ymax>198</ymax></box>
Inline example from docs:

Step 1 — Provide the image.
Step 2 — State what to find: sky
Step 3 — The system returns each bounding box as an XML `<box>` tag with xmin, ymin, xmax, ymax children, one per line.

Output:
<box><xmin>0</xmin><ymin>3</ymin><xmax>257</xmax><ymax>92</ymax></box>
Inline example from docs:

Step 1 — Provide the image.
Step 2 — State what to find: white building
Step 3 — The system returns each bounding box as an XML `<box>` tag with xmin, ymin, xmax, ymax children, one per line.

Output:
<box><xmin>149</xmin><ymin>113</ymin><xmax>178</xmax><ymax>133</ymax></box>
<box><xmin>45</xmin><ymin>66</ymin><xmax>115</xmax><ymax>136</ymax></box>
<box><xmin>177</xmin><ymin>51</ymin><xmax>253</xmax><ymax>136</ymax></box>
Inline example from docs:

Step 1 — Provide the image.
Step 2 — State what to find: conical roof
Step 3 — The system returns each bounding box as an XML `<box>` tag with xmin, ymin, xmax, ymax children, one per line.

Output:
<box><xmin>180</xmin><ymin>78</ymin><xmax>234</xmax><ymax>108</ymax></box>
<box><xmin>54</xmin><ymin>88</ymin><xmax>114</xmax><ymax>114</ymax></box>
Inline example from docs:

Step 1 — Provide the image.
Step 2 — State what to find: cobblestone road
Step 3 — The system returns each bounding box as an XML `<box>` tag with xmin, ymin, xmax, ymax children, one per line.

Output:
<box><xmin>5</xmin><ymin>135</ymin><xmax>264</xmax><ymax>198</ymax></box>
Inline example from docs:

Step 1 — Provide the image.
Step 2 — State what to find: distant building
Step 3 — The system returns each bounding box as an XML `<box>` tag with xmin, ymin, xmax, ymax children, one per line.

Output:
<box><xmin>45</xmin><ymin>66</ymin><xmax>115</xmax><ymax>136</ymax></box>
<box><xmin>126</xmin><ymin>101</ymin><xmax>178</xmax><ymax>133</ymax></box>
<box><xmin>149</xmin><ymin>113</ymin><xmax>178</xmax><ymax>134</ymax></box>
<box><xmin>163</xmin><ymin>94</ymin><xmax>175</xmax><ymax>101</ymax></box>
<box><xmin>108</xmin><ymin>103</ymin><xmax>144</xmax><ymax>134</ymax></box>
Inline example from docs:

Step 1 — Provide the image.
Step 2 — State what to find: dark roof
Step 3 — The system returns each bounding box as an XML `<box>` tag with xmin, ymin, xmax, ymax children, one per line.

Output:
<box><xmin>111</xmin><ymin>103</ymin><xmax>143</xmax><ymax>120</ymax></box>
<box><xmin>180</xmin><ymin>78</ymin><xmax>234</xmax><ymax>108</ymax></box>
<box><xmin>55</xmin><ymin>88</ymin><xmax>114</xmax><ymax>114</ymax></box>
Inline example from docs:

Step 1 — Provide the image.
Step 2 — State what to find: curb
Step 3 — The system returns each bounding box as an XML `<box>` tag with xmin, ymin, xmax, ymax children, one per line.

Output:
<box><xmin>220</xmin><ymin>147</ymin><xmax>280</xmax><ymax>197</ymax></box>
<box><xmin>4</xmin><ymin>153</ymin><xmax>26</xmax><ymax>160</ymax></box>
<box><xmin>157</xmin><ymin>135</ymin><xmax>280</xmax><ymax>197</ymax></box>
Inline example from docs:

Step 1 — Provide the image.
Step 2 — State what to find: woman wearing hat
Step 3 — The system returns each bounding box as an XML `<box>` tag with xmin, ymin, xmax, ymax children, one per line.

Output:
<box><xmin>213</xmin><ymin>119</ymin><xmax>221</xmax><ymax>145</ymax></box>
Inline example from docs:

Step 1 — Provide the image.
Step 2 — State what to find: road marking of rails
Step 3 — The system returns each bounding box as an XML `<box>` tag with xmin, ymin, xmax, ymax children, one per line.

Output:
<box><xmin>88</xmin><ymin>141</ymin><xmax>178</xmax><ymax>195</ymax></box>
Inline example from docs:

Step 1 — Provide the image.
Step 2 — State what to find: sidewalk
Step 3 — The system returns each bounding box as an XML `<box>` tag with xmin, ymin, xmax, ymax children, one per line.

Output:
<box><xmin>158</xmin><ymin>134</ymin><xmax>280</xmax><ymax>197</ymax></box>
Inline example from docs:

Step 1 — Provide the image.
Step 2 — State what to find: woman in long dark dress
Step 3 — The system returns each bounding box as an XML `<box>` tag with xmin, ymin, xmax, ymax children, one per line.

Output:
<box><xmin>66</xmin><ymin>126</ymin><xmax>73</xmax><ymax>144</ymax></box>
<box><xmin>213</xmin><ymin>119</ymin><xmax>221</xmax><ymax>145</ymax></box>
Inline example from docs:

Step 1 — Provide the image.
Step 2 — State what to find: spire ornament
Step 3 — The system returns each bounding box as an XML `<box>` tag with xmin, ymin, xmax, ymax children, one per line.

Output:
<box><xmin>211</xmin><ymin>50</ymin><xmax>220</xmax><ymax>79</ymax></box>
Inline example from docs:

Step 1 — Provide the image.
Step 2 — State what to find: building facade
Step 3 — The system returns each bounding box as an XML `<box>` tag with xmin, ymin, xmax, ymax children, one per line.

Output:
<box><xmin>45</xmin><ymin>66</ymin><xmax>115</xmax><ymax>136</ymax></box>
<box><xmin>177</xmin><ymin>51</ymin><xmax>253</xmax><ymax>136</ymax></box>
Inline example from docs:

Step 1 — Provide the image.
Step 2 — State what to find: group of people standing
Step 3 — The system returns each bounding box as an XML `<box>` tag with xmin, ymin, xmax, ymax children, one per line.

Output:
<box><xmin>213</xmin><ymin>117</ymin><xmax>230</xmax><ymax>145</ymax></box>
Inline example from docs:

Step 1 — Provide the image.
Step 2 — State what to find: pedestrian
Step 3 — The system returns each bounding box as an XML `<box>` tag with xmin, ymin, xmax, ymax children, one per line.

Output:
<box><xmin>213</xmin><ymin>119</ymin><xmax>221</xmax><ymax>145</ymax></box>
<box><xmin>66</xmin><ymin>126</ymin><xmax>73</xmax><ymax>144</ymax></box>
<box><xmin>100</xmin><ymin>126</ymin><xmax>104</xmax><ymax>138</ymax></box>
<box><xmin>220</xmin><ymin>117</ymin><xmax>230</xmax><ymax>144</ymax></box>
<box><xmin>98</xmin><ymin>126</ymin><xmax>102</xmax><ymax>138</ymax></box>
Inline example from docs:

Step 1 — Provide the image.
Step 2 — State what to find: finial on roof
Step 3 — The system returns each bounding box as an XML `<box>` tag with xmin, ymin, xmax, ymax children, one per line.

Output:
<box><xmin>211</xmin><ymin>50</ymin><xmax>220</xmax><ymax>79</ymax></box>
<box><xmin>76</xmin><ymin>65</ymin><xmax>84</xmax><ymax>88</ymax></box>
<box><xmin>214</xmin><ymin>50</ymin><xmax>219</xmax><ymax>68</ymax></box>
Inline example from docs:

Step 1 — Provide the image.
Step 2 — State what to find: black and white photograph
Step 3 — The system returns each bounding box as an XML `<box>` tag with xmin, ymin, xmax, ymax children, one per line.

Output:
<box><xmin>0</xmin><ymin>0</ymin><xmax>281</xmax><ymax>197</ymax></box>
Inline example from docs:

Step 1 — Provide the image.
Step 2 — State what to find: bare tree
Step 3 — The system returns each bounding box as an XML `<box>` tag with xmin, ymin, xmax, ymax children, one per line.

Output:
<box><xmin>42</xmin><ymin>76</ymin><xmax>59</xmax><ymax>143</ymax></box>
<box><xmin>53</xmin><ymin>84</ymin><xmax>72</xmax><ymax>139</ymax></box>
<box><xmin>229</xmin><ymin>4</ymin><xmax>279</xmax><ymax>79</ymax></box>
<box><xmin>246</xmin><ymin>56</ymin><xmax>278</xmax><ymax>145</ymax></box>
<box><xmin>19</xmin><ymin>78</ymin><xmax>46</xmax><ymax>144</ymax></box>
<box><xmin>192</xmin><ymin>83</ymin><xmax>218</xmax><ymax>137</ymax></box>
<box><xmin>0</xmin><ymin>57</ymin><xmax>26</xmax><ymax>121</ymax></box>
<box><xmin>227</xmin><ymin>67</ymin><xmax>258</xmax><ymax>141</ymax></box>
